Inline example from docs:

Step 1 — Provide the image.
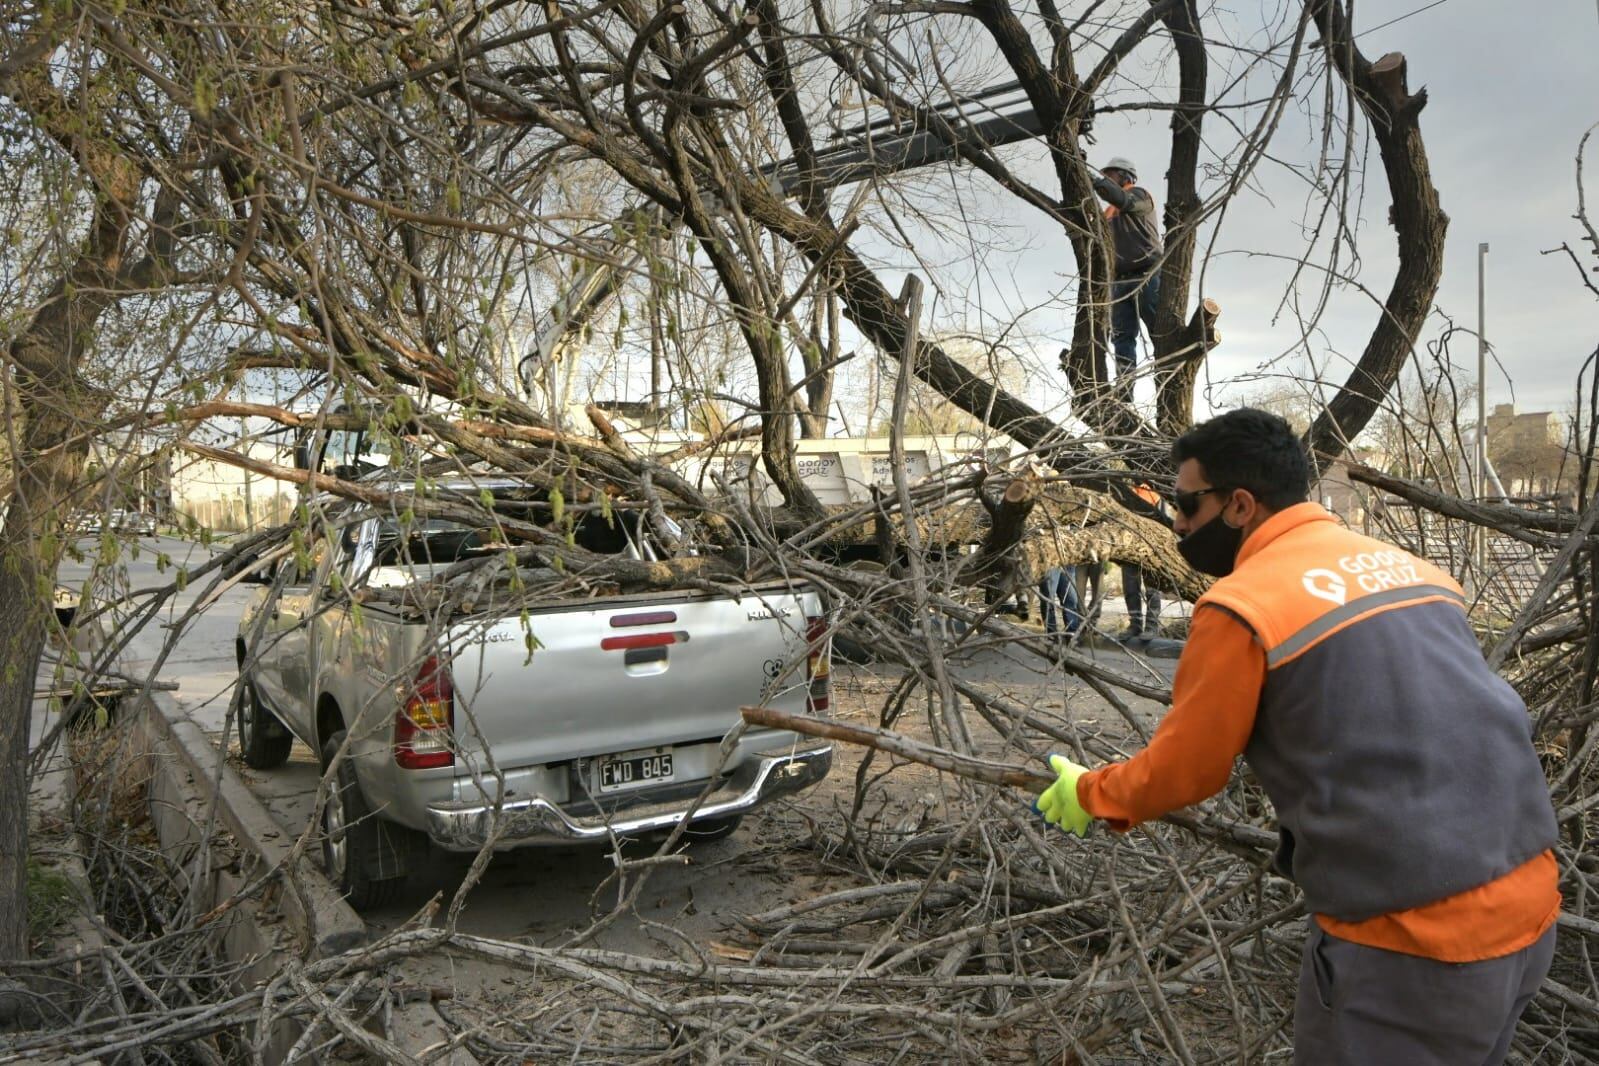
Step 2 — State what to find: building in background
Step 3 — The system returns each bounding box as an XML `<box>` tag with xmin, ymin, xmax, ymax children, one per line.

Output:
<box><xmin>1310</xmin><ymin>448</ymin><xmax>1390</xmax><ymax>532</ymax></box>
<box><xmin>1486</xmin><ymin>404</ymin><xmax>1571</xmax><ymax>502</ymax></box>
<box><xmin>83</xmin><ymin>431</ymin><xmax>172</xmax><ymax>520</ymax></box>
<box><xmin>168</xmin><ymin>438</ymin><xmax>298</xmax><ymax>533</ymax></box>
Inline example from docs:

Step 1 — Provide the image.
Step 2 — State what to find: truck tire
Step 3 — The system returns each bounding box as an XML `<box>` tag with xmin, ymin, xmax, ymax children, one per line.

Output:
<box><xmin>831</xmin><ymin>633</ymin><xmax>878</xmax><ymax>664</ymax></box>
<box><xmin>238</xmin><ymin>677</ymin><xmax>292</xmax><ymax>770</ymax></box>
<box><xmin>320</xmin><ymin>730</ymin><xmax>409</xmax><ymax>909</ymax></box>
<box><xmin>686</xmin><ymin>814</ymin><xmax>742</xmax><ymax>842</ymax></box>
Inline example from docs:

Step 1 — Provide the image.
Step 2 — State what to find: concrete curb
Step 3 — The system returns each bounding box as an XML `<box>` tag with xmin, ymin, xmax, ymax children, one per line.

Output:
<box><xmin>137</xmin><ymin>692</ymin><xmax>479</xmax><ymax>1063</ymax></box>
<box><xmin>141</xmin><ymin>690</ymin><xmax>366</xmax><ymax>956</ymax></box>
<box><xmin>134</xmin><ymin>703</ymin><xmax>303</xmax><ymax>1059</ymax></box>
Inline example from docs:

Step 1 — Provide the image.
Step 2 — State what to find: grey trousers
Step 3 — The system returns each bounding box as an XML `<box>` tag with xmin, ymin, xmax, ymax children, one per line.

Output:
<box><xmin>1294</xmin><ymin>922</ymin><xmax>1555</xmax><ymax>1065</ymax></box>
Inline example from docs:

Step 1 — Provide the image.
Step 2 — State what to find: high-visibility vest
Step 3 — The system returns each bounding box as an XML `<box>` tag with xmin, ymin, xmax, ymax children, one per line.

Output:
<box><xmin>1200</xmin><ymin>503</ymin><xmax>1556</xmax><ymax>921</ymax></box>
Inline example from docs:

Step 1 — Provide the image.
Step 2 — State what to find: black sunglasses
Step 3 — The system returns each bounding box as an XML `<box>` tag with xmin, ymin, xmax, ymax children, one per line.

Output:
<box><xmin>1171</xmin><ymin>485</ymin><xmax>1232</xmax><ymax>519</ymax></box>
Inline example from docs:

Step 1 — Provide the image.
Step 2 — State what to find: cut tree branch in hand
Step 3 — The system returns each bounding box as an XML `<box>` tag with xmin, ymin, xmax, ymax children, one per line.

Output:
<box><xmin>740</xmin><ymin>706</ymin><xmax>1276</xmax><ymax>856</ymax></box>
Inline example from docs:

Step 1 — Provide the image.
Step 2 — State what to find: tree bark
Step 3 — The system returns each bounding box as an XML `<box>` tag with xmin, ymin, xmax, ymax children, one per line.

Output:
<box><xmin>1151</xmin><ymin>0</ymin><xmax>1210</xmax><ymax>435</ymax></box>
<box><xmin>971</xmin><ymin>1</ymin><xmax>1122</xmax><ymax>429</ymax></box>
<box><xmin>963</xmin><ymin>476</ymin><xmax>1042</xmax><ymax>596</ymax></box>
<box><xmin>0</xmin><ymin>224</ymin><xmax>138</xmax><ymax>962</ymax></box>
<box><xmin>0</xmin><ymin>33</ymin><xmax>155</xmax><ymax>962</ymax></box>
<box><xmin>1155</xmin><ymin>299</ymin><xmax>1221</xmax><ymax>434</ymax></box>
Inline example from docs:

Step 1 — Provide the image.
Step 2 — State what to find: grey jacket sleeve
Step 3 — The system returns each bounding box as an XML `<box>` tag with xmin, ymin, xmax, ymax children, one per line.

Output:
<box><xmin>1093</xmin><ymin>175</ymin><xmax>1133</xmax><ymax>211</ymax></box>
<box><xmin>1093</xmin><ymin>177</ymin><xmax>1153</xmax><ymax>215</ymax></box>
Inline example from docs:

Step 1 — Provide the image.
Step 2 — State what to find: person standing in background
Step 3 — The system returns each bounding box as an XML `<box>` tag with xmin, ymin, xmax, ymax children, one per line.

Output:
<box><xmin>1119</xmin><ymin>482</ymin><xmax>1168</xmax><ymax>644</ymax></box>
<box><xmin>1038</xmin><ymin>565</ymin><xmax>1081</xmax><ymax>642</ymax></box>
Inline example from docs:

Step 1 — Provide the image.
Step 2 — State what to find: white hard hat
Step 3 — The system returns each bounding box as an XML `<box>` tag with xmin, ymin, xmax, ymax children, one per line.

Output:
<box><xmin>1103</xmin><ymin>156</ymin><xmax>1137</xmax><ymax>181</ymax></box>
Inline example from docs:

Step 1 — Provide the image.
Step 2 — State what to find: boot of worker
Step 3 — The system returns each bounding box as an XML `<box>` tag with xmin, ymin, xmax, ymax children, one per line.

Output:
<box><xmin>1139</xmin><ymin>610</ymin><xmax>1160</xmax><ymax>643</ymax></box>
<box><xmin>1140</xmin><ymin>591</ymin><xmax>1162</xmax><ymax>643</ymax></box>
<box><xmin>1117</xmin><ymin>564</ymin><xmax>1148</xmax><ymax>644</ymax></box>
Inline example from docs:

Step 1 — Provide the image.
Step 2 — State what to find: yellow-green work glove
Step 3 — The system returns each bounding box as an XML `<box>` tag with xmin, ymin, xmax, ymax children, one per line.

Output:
<box><xmin>1035</xmin><ymin>754</ymin><xmax>1093</xmax><ymax>837</ymax></box>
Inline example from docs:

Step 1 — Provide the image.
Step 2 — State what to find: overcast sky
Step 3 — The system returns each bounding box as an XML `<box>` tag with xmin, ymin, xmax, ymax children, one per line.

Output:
<box><xmin>1204</xmin><ymin>0</ymin><xmax>1599</xmax><ymax>419</ymax></box>
<box><xmin>833</xmin><ymin>0</ymin><xmax>1599</xmax><ymax>432</ymax></box>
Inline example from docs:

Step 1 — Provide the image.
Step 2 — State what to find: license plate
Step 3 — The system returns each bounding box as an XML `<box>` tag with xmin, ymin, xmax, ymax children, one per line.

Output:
<box><xmin>596</xmin><ymin>748</ymin><xmax>675</xmax><ymax>793</ymax></box>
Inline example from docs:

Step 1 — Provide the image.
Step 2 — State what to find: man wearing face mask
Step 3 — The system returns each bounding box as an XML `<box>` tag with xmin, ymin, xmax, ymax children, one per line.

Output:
<box><xmin>1034</xmin><ymin>408</ymin><xmax>1558</xmax><ymax>1064</ymax></box>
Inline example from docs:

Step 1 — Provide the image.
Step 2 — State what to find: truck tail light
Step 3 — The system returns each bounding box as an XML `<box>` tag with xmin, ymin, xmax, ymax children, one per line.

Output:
<box><xmin>395</xmin><ymin>654</ymin><xmax>454</xmax><ymax>769</ymax></box>
<box><xmin>805</xmin><ymin>616</ymin><xmax>831</xmax><ymax>714</ymax></box>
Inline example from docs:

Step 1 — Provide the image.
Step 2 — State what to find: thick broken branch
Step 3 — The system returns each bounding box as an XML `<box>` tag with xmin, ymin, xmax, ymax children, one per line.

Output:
<box><xmin>1302</xmin><ymin>15</ymin><xmax>1448</xmax><ymax>462</ymax></box>
<box><xmin>1345</xmin><ymin>463</ymin><xmax>1585</xmax><ymax>546</ymax></box>
<box><xmin>1150</xmin><ymin>0</ymin><xmax>1210</xmax><ymax>436</ymax></box>
<box><xmin>1155</xmin><ymin>298</ymin><xmax>1221</xmax><ymax>435</ymax></box>
<box><xmin>963</xmin><ymin>475</ymin><xmax>1042</xmax><ymax>591</ymax></box>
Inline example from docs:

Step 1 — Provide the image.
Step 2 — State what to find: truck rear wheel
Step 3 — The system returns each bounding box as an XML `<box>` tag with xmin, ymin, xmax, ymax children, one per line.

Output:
<box><xmin>238</xmin><ymin>678</ymin><xmax>292</xmax><ymax>770</ymax></box>
<box><xmin>320</xmin><ymin>730</ymin><xmax>409</xmax><ymax>909</ymax></box>
<box><xmin>686</xmin><ymin>814</ymin><xmax>742</xmax><ymax>842</ymax></box>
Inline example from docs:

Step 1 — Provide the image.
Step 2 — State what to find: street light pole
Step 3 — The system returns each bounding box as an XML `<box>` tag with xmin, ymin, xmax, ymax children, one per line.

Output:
<box><xmin>1477</xmin><ymin>242</ymin><xmax>1489</xmax><ymax>573</ymax></box>
<box><xmin>240</xmin><ymin>414</ymin><xmax>254</xmax><ymax>532</ymax></box>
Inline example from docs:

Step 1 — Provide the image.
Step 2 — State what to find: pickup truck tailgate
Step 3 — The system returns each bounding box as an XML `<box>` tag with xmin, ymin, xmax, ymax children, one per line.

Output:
<box><xmin>443</xmin><ymin>587</ymin><xmax>820</xmax><ymax>770</ymax></box>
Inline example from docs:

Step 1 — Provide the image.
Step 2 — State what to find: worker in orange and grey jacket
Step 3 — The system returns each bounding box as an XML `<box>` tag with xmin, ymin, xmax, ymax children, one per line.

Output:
<box><xmin>1036</xmin><ymin>408</ymin><xmax>1558</xmax><ymax>1064</ymax></box>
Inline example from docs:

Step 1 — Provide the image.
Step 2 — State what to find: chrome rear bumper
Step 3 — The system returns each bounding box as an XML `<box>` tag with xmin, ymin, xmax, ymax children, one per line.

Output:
<box><xmin>424</xmin><ymin>744</ymin><xmax>832</xmax><ymax>850</ymax></box>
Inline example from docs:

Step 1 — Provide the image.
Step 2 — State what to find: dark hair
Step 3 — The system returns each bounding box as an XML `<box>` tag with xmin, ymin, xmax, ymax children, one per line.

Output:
<box><xmin>1171</xmin><ymin>408</ymin><xmax>1311</xmax><ymax>511</ymax></box>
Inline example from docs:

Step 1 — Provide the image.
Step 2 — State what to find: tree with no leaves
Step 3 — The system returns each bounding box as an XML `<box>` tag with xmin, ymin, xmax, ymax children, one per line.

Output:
<box><xmin>3</xmin><ymin>8</ymin><xmax>1565</xmax><ymax>1060</ymax></box>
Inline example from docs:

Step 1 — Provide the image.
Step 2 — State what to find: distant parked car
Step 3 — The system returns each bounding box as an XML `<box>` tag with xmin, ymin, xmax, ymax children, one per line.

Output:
<box><xmin>68</xmin><ymin>512</ymin><xmax>102</xmax><ymax>535</ymax></box>
<box><xmin>106</xmin><ymin>509</ymin><xmax>158</xmax><ymax>536</ymax></box>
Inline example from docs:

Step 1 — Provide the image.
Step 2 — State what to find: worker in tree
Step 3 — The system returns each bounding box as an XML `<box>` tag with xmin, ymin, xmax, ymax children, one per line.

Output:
<box><xmin>1092</xmin><ymin>157</ymin><xmax>1163</xmax><ymax>398</ymax></box>
<box><xmin>1036</xmin><ymin>409</ymin><xmax>1558</xmax><ymax>1063</ymax></box>
<box><xmin>1118</xmin><ymin>481</ymin><xmax>1168</xmax><ymax>644</ymax></box>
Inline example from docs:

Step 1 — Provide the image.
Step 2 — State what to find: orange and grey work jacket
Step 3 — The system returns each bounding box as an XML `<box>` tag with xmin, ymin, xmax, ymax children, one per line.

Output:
<box><xmin>1199</xmin><ymin>504</ymin><xmax>1557</xmax><ymax>922</ymax></box>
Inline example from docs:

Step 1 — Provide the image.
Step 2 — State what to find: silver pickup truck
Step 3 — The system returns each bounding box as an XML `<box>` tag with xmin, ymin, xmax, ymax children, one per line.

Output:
<box><xmin>236</xmin><ymin>494</ymin><xmax>833</xmax><ymax>907</ymax></box>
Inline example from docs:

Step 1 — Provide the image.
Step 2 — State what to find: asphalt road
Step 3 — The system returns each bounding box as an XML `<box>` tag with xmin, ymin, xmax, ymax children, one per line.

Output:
<box><xmin>54</xmin><ymin>532</ymin><xmax>251</xmax><ymax>729</ymax></box>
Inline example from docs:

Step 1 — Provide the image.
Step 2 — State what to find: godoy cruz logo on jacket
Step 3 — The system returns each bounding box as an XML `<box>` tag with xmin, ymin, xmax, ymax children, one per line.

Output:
<box><xmin>1303</xmin><ymin>551</ymin><xmax>1427</xmax><ymax>606</ymax></box>
<box><xmin>1301</xmin><ymin>569</ymin><xmax>1348</xmax><ymax>605</ymax></box>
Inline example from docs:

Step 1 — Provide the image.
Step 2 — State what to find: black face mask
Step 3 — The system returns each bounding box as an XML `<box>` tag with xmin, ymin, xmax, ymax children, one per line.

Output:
<box><xmin>1178</xmin><ymin>512</ymin><xmax>1245</xmax><ymax>577</ymax></box>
